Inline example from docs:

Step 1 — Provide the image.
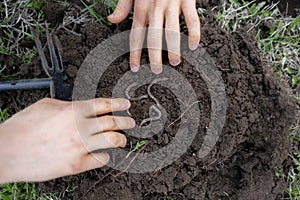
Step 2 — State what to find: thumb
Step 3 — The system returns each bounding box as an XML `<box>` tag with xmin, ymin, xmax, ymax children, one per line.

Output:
<box><xmin>108</xmin><ymin>0</ymin><xmax>133</xmax><ymax>23</ymax></box>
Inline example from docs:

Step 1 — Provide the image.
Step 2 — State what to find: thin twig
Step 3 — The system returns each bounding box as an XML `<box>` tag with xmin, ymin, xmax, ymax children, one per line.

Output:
<box><xmin>113</xmin><ymin>144</ymin><xmax>148</xmax><ymax>177</ymax></box>
<box><xmin>167</xmin><ymin>101</ymin><xmax>200</xmax><ymax>129</ymax></box>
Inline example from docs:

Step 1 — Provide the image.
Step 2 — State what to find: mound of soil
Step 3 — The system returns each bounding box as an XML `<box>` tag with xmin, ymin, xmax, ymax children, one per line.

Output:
<box><xmin>41</xmin><ymin>23</ymin><xmax>296</xmax><ymax>200</ymax></box>
<box><xmin>0</xmin><ymin>2</ymin><xmax>298</xmax><ymax>200</ymax></box>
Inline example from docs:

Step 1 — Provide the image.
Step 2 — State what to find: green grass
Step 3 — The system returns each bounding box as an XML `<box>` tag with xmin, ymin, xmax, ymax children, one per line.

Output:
<box><xmin>0</xmin><ymin>0</ymin><xmax>47</xmax><ymax>77</ymax></box>
<box><xmin>215</xmin><ymin>0</ymin><xmax>300</xmax><ymax>88</ymax></box>
<box><xmin>130</xmin><ymin>140</ymin><xmax>148</xmax><ymax>153</ymax></box>
<box><xmin>224</xmin><ymin>191</ymin><xmax>236</xmax><ymax>200</ymax></box>
<box><xmin>288</xmin><ymin>126</ymin><xmax>300</xmax><ymax>199</ymax></box>
<box><xmin>0</xmin><ymin>182</ymin><xmax>38</xmax><ymax>200</ymax></box>
<box><xmin>0</xmin><ymin>180</ymin><xmax>78</xmax><ymax>200</ymax></box>
<box><xmin>0</xmin><ymin>108</ymin><xmax>9</xmax><ymax>123</ymax></box>
<box><xmin>288</xmin><ymin>152</ymin><xmax>300</xmax><ymax>199</ymax></box>
<box><xmin>81</xmin><ymin>0</ymin><xmax>110</xmax><ymax>25</ymax></box>
<box><xmin>82</xmin><ymin>0</ymin><xmax>134</xmax><ymax>25</ymax></box>
<box><xmin>0</xmin><ymin>182</ymin><xmax>61</xmax><ymax>200</ymax></box>
<box><xmin>125</xmin><ymin>140</ymin><xmax>148</xmax><ymax>158</ymax></box>
<box><xmin>163</xmin><ymin>195</ymin><xmax>174</xmax><ymax>200</ymax></box>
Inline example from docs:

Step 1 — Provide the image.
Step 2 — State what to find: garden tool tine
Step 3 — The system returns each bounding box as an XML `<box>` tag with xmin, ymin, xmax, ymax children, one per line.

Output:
<box><xmin>53</xmin><ymin>35</ymin><xmax>65</xmax><ymax>72</ymax></box>
<box><xmin>32</xmin><ymin>29</ymin><xmax>53</xmax><ymax>77</ymax></box>
<box><xmin>46</xmin><ymin>30</ymin><xmax>61</xmax><ymax>72</ymax></box>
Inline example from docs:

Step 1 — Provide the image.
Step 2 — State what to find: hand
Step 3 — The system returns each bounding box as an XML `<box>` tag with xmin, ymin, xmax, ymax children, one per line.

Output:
<box><xmin>108</xmin><ymin>0</ymin><xmax>201</xmax><ymax>74</ymax></box>
<box><xmin>0</xmin><ymin>98</ymin><xmax>135</xmax><ymax>183</ymax></box>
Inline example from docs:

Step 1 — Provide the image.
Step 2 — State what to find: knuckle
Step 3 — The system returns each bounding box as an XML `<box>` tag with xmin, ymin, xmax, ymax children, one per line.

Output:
<box><xmin>188</xmin><ymin>26</ymin><xmax>200</xmax><ymax>39</ymax></box>
<box><xmin>189</xmin><ymin>31</ymin><xmax>200</xmax><ymax>41</ymax></box>
<box><xmin>148</xmin><ymin>16</ymin><xmax>161</xmax><ymax>27</ymax></box>
<box><xmin>107</xmin><ymin>132</ymin><xmax>122</xmax><ymax>146</ymax></box>
<box><xmin>166</xmin><ymin>24</ymin><xmax>179</xmax><ymax>32</ymax></box>
<box><xmin>105</xmin><ymin>99</ymin><xmax>112</xmax><ymax>109</ymax></box>
<box><xmin>151</xmin><ymin>0</ymin><xmax>159</xmax><ymax>8</ymax></box>
<box><xmin>166</xmin><ymin>6</ymin><xmax>179</xmax><ymax>15</ymax></box>
<box><xmin>135</xmin><ymin>4</ymin><xmax>148</xmax><ymax>14</ymax></box>
<box><xmin>116</xmin><ymin>2</ymin><xmax>125</xmax><ymax>12</ymax></box>
<box><xmin>100</xmin><ymin>99</ymin><xmax>111</xmax><ymax>110</ymax></box>
<box><xmin>131</xmin><ymin>19</ymin><xmax>145</xmax><ymax>29</ymax></box>
<box><xmin>62</xmin><ymin>102</ymin><xmax>73</xmax><ymax>112</ymax></box>
<box><xmin>188</xmin><ymin>15</ymin><xmax>200</xmax><ymax>26</ymax></box>
<box><xmin>148</xmin><ymin>10</ymin><xmax>163</xmax><ymax>24</ymax></box>
<box><xmin>107</xmin><ymin>116</ymin><xmax>119</xmax><ymax>129</ymax></box>
<box><xmin>130</xmin><ymin>54</ymin><xmax>140</xmax><ymax>64</ymax></box>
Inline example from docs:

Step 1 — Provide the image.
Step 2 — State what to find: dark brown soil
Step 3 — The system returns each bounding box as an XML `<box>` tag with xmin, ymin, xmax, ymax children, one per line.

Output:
<box><xmin>0</xmin><ymin>2</ymin><xmax>298</xmax><ymax>200</ymax></box>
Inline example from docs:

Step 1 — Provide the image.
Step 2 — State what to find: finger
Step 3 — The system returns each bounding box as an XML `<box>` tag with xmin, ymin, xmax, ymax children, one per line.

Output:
<box><xmin>181</xmin><ymin>0</ymin><xmax>201</xmax><ymax>50</ymax></box>
<box><xmin>70</xmin><ymin>153</ymin><xmax>109</xmax><ymax>174</ymax></box>
<box><xmin>86</xmin><ymin>131</ymin><xmax>127</xmax><ymax>152</ymax></box>
<box><xmin>130</xmin><ymin>28</ymin><xmax>146</xmax><ymax>72</ymax></box>
<box><xmin>130</xmin><ymin>1</ymin><xmax>149</xmax><ymax>72</ymax></box>
<box><xmin>79</xmin><ymin>98</ymin><xmax>131</xmax><ymax>117</ymax></box>
<box><xmin>108</xmin><ymin>0</ymin><xmax>133</xmax><ymax>23</ymax></box>
<box><xmin>147</xmin><ymin>5</ymin><xmax>165</xmax><ymax>74</ymax></box>
<box><xmin>165</xmin><ymin>4</ymin><xmax>181</xmax><ymax>66</ymax></box>
<box><xmin>88</xmin><ymin>116</ymin><xmax>135</xmax><ymax>134</ymax></box>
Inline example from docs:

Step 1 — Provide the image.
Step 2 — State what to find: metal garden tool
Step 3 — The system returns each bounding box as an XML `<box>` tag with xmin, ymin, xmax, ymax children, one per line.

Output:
<box><xmin>0</xmin><ymin>29</ymin><xmax>73</xmax><ymax>100</ymax></box>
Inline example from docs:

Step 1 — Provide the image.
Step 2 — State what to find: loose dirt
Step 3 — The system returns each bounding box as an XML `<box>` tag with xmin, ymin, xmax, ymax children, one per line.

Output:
<box><xmin>0</xmin><ymin>2</ymin><xmax>298</xmax><ymax>200</ymax></box>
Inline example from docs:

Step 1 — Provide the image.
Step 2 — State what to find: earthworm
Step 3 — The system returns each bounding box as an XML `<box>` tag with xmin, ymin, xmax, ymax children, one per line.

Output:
<box><xmin>125</xmin><ymin>82</ymin><xmax>149</xmax><ymax>101</ymax></box>
<box><xmin>125</xmin><ymin>82</ymin><xmax>137</xmax><ymax>99</ymax></box>
<box><xmin>138</xmin><ymin>77</ymin><xmax>168</xmax><ymax>127</ymax></box>
<box><xmin>125</xmin><ymin>82</ymin><xmax>148</xmax><ymax>117</ymax></box>
<box><xmin>131</xmin><ymin>95</ymin><xmax>149</xmax><ymax>101</ymax></box>
<box><xmin>125</xmin><ymin>77</ymin><xmax>168</xmax><ymax>127</ymax></box>
<box><xmin>147</xmin><ymin>77</ymin><xmax>168</xmax><ymax>108</ymax></box>
<box><xmin>139</xmin><ymin>105</ymin><xmax>162</xmax><ymax>127</ymax></box>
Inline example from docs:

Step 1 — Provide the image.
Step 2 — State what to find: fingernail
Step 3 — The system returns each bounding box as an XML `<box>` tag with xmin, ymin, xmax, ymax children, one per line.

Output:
<box><xmin>109</xmin><ymin>13</ymin><xmax>115</xmax><ymax>18</ymax></box>
<box><xmin>120</xmin><ymin>136</ymin><xmax>127</xmax><ymax>147</ymax></box>
<box><xmin>130</xmin><ymin>118</ymin><xmax>136</xmax><ymax>128</ymax></box>
<box><xmin>152</xmin><ymin>67</ymin><xmax>163</xmax><ymax>74</ymax></box>
<box><xmin>123</xmin><ymin>99</ymin><xmax>131</xmax><ymax>109</ymax></box>
<box><xmin>170</xmin><ymin>60</ymin><xmax>181</xmax><ymax>66</ymax></box>
<box><xmin>102</xmin><ymin>153</ymin><xmax>110</xmax><ymax>164</ymax></box>
<box><xmin>131</xmin><ymin>64</ymin><xmax>139</xmax><ymax>72</ymax></box>
<box><xmin>190</xmin><ymin>43</ymin><xmax>199</xmax><ymax>50</ymax></box>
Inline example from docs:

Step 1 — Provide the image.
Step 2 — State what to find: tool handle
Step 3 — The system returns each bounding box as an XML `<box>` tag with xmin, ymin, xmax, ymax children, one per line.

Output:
<box><xmin>0</xmin><ymin>79</ymin><xmax>52</xmax><ymax>92</ymax></box>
